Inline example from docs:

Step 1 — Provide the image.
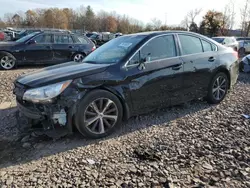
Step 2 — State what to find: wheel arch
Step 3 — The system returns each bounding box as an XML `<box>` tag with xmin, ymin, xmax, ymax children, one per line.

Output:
<box><xmin>212</xmin><ymin>66</ymin><xmax>231</xmax><ymax>88</ymax></box>
<box><xmin>71</xmin><ymin>51</ymin><xmax>86</xmax><ymax>60</ymax></box>
<box><xmin>0</xmin><ymin>51</ymin><xmax>16</xmax><ymax>60</ymax></box>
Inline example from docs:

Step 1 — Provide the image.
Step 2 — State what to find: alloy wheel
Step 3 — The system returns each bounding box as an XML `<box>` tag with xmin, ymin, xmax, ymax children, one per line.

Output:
<box><xmin>212</xmin><ymin>76</ymin><xmax>227</xmax><ymax>100</ymax></box>
<box><xmin>0</xmin><ymin>56</ymin><xmax>15</xmax><ymax>70</ymax></box>
<box><xmin>73</xmin><ymin>54</ymin><xmax>84</xmax><ymax>62</ymax></box>
<box><xmin>84</xmin><ymin>98</ymin><xmax>118</xmax><ymax>135</ymax></box>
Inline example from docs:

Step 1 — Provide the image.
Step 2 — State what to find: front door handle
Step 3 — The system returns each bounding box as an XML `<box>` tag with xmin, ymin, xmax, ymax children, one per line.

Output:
<box><xmin>208</xmin><ymin>57</ymin><xmax>216</xmax><ymax>62</ymax></box>
<box><xmin>46</xmin><ymin>45</ymin><xmax>52</xmax><ymax>49</ymax></box>
<box><xmin>172</xmin><ymin>63</ymin><xmax>183</xmax><ymax>70</ymax></box>
<box><xmin>69</xmin><ymin>46</ymin><xmax>74</xmax><ymax>49</ymax></box>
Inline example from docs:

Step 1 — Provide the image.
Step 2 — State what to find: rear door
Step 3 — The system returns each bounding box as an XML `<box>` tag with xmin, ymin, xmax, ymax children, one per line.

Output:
<box><xmin>24</xmin><ymin>33</ymin><xmax>53</xmax><ymax>63</ymax></box>
<box><xmin>124</xmin><ymin>34</ymin><xmax>184</xmax><ymax>114</ymax></box>
<box><xmin>52</xmin><ymin>34</ymin><xmax>75</xmax><ymax>63</ymax></box>
<box><xmin>178</xmin><ymin>34</ymin><xmax>218</xmax><ymax>100</ymax></box>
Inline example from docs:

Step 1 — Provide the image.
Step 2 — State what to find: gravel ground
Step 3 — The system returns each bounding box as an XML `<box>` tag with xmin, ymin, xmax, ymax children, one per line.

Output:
<box><xmin>0</xmin><ymin>67</ymin><xmax>250</xmax><ymax>188</ymax></box>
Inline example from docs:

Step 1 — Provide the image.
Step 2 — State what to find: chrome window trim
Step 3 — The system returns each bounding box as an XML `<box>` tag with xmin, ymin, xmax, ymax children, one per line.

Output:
<box><xmin>123</xmin><ymin>34</ymin><xmax>177</xmax><ymax>68</ymax></box>
<box><xmin>123</xmin><ymin>33</ymin><xmax>218</xmax><ymax>68</ymax></box>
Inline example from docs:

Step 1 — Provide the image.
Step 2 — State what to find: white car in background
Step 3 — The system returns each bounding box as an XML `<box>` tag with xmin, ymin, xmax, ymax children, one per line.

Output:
<box><xmin>236</xmin><ymin>37</ymin><xmax>250</xmax><ymax>56</ymax></box>
<box><xmin>212</xmin><ymin>36</ymin><xmax>239</xmax><ymax>51</ymax></box>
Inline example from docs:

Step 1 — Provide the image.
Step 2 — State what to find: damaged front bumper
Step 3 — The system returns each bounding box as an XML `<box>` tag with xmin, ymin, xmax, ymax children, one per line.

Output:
<box><xmin>14</xmin><ymin>82</ymin><xmax>86</xmax><ymax>135</ymax></box>
<box><xmin>16</xmin><ymin>99</ymin><xmax>73</xmax><ymax>134</ymax></box>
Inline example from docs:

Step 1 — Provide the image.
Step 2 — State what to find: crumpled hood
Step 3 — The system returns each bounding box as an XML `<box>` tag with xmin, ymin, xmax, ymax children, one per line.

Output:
<box><xmin>16</xmin><ymin>61</ymin><xmax>110</xmax><ymax>88</ymax></box>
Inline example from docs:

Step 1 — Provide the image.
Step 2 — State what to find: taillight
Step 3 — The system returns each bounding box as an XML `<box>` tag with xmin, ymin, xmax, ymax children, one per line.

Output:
<box><xmin>91</xmin><ymin>46</ymin><xmax>96</xmax><ymax>52</ymax></box>
<box><xmin>233</xmin><ymin>51</ymin><xmax>238</xmax><ymax>59</ymax></box>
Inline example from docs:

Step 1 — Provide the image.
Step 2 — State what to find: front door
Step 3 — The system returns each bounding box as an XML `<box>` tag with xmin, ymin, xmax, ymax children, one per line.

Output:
<box><xmin>24</xmin><ymin>33</ymin><xmax>53</xmax><ymax>64</ymax></box>
<box><xmin>124</xmin><ymin>35</ymin><xmax>184</xmax><ymax>114</ymax></box>
<box><xmin>177</xmin><ymin>34</ymin><xmax>218</xmax><ymax>100</ymax></box>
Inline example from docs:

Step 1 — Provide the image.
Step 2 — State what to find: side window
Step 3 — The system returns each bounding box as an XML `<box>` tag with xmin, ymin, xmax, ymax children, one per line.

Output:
<box><xmin>201</xmin><ymin>40</ymin><xmax>213</xmax><ymax>52</ymax></box>
<box><xmin>54</xmin><ymin>35</ymin><xmax>70</xmax><ymax>44</ymax></box>
<box><xmin>141</xmin><ymin>35</ymin><xmax>177</xmax><ymax>61</ymax></box>
<box><xmin>77</xmin><ymin>36</ymin><xmax>89</xmax><ymax>44</ymax></box>
<box><xmin>33</xmin><ymin>34</ymin><xmax>52</xmax><ymax>44</ymax></box>
<box><xmin>128</xmin><ymin>51</ymin><xmax>140</xmax><ymax>65</ymax></box>
<box><xmin>69</xmin><ymin>36</ymin><xmax>74</xmax><ymax>44</ymax></box>
<box><xmin>179</xmin><ymin>35</ymin><xmax>203</xmax><ymax>55</ymax></box>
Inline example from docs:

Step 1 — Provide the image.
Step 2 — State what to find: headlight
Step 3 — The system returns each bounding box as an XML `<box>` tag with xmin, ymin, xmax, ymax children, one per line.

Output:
<box><xmin>23</xmin><ymin>80</ymin><xmax>72</xmax><ymax>103</ymax></box>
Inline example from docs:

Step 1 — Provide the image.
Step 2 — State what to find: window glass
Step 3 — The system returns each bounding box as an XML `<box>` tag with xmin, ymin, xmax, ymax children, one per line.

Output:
<box><xmin>77</xmin><ymin>36</ymin><xmax>89</xmax><ymax>44</ymax></box>
<box><xmin>201</xmin><ymin>40</ymin><xmax>212</xmax><ymax>52</ymax></box>
<box><xmin>212</xmin><ymin>44</ymin><xmax>217</xmax><ymax>51</ymax></box>
<box><xmin>140</xmin><ymin>35</ymin><xmax>176</xmax><ymax>61</ymax></box>
<box><xmin>69</xmin><ymin>36</ymin><xmax>74</xmax><ymax>44</ymax></box>
<box><xmin>54</xmin><ymin>35</ymin><xmax>70</xmax><ymax>44</ymax></box>
<box><xmin>83</xmin><ymin>35</ymin><xmax>146</xmax><ymax>64</ymax></box>
<box><xmin>33</xmin><ymin>34</ymin><xmax>52</xmax><ymax>44</ymax></box>
<box><xmin>128</xmin><ymin>51</ymin><xmax>140</xmax><ymax>65</ymax></box>
<box><xmin>179</xmin><ymin>35</ymin><xmax>203</xmax><ymax>55</ymax></box>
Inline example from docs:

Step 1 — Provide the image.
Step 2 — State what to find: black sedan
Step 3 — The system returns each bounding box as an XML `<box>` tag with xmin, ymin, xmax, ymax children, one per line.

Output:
<box><xmin>0</xmin><ymin>31</ymin><xmax>96</xmax><ymax>70</ymax></box>
<box><xmin>14</xmin><ymin>31</ymin><xmax>239</xmax><ymax>139</ymax></box>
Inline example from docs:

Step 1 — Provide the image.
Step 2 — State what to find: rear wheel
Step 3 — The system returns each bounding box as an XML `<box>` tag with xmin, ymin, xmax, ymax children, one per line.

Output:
<box><xmin>0</xmin><ymin>53</ymin><xmax>16</xmax><ymax>70</ymax></box>
<box><xmin>72</xmin><ymin>53</ymin><xmax>85</xmax><ymax>62</ymax></box>
<box><xmin>206</xmin><ymin>72</ymin><xmax>229</xmax><ymax>104</ymax></box>
<box><xmin>75</xmin><ymin>90</ymin><xmax>123</xmax><ymax>139</ymax></box>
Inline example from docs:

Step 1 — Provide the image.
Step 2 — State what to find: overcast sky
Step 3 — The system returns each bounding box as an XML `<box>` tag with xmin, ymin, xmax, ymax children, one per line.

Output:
<box><xmin>0</xmin><ymin>0</ymin><xmax>246</xmax><ymax>28</ymax></box>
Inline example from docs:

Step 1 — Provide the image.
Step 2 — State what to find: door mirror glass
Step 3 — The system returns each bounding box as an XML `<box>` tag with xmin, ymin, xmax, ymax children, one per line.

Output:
<box><xmin>28</xmin><ymin>39</ymin><xmax>36</xmax><ymax>45</ymax></box>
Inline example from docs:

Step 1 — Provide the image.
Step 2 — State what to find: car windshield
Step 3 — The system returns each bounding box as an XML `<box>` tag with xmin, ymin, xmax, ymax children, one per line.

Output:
<box><xmin>16</xmin><ymin>32</ymin><xmax>40</xmax><ymax>43</ymax></box>
<box><xmin>212</xmin><ymin>37</ymin><xmax>224</xmax><ymax>43</ymax></box>
<box><xmin>83</xmin><ymin>35</ymin><xmax>146</xmax><ymax>64</ymax></box>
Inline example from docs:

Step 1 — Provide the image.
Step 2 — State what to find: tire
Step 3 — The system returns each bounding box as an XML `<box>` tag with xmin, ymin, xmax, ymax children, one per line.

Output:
<box><xmin>72</xmin><ymin>53</ymin><xmax>85</xmax><ymax>62</ymax></box>
<box><xmin>75</xmin><ymin>90</ymin><xmax>123</xmax><ymax>139</ymax></box>
<box><xmin>239</xmin><ymin>61</ymin><xmax>244</xmax><ymax>72</ymax></box>
<box><xmin>0</xmin><ymin>52</ymin><xmax>16</xmax><ymax>70</ymax></box>
<box><xmin>206</xmin><ymin>72</ymin><xmax>229</xmax><ymax>104</ymax></box>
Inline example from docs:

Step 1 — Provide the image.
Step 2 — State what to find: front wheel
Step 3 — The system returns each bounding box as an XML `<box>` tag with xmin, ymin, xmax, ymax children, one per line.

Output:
<box><xmin>0</xmin><ymin>53</ymin><xmax>16</xmax><ymax>70</ymax></box>
<box><xmin>75</xmin><ymin>90</ymin><xmax>123</xmax><ymax>139</ymax></box>
<box><xmin>206</xmin><ymin>72</ymin><xmax>229</xmax><ymax>104</ymax></box>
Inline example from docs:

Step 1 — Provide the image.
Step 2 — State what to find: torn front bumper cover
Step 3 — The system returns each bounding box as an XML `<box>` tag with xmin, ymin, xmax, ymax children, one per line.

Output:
<box><xmin>16</xmin><ymin>100</ymin><xmax>73</xmax><ymax>134</ymax></box>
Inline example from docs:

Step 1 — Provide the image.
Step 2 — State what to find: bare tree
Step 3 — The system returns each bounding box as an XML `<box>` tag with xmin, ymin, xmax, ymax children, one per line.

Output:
<box><xmin>187</xmin><ymin>8</ymin><xmax>202</xmax><ymax>23</ymax></box>
<box><xmin>180</xmin><ymin>16</ymin><xmax>189</xmax><ymax>30</ymax></box>
<box><xmin>180</xmin><ymin>8</ymin><xmax>202</xmax><ymax>31</ymax></box>
<box><xmin>240</xmin><ymin>0</ymin><xmax>249</xmax><ymax>36</ymax></box>
<box><xmin>151</xmin><ymin>18</ymin><xmax>162</xmax><ymax>30</ymax></box>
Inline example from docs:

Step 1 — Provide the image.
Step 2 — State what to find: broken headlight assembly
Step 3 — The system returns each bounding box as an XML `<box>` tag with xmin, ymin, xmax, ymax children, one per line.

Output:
<box><xmin>23</xmin><ymin>80</ymin><xmax>72</xmax><ymax>103</ymax></box>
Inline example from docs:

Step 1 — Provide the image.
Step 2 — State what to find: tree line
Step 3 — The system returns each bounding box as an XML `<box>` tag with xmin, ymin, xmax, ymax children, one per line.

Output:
<box><xmin>0</xmin><ymin>5</ymin><xmax>185</xmax><ymax>34</ymax></box>
<box><xmin>0</xmin><ymin>0</ymin><xmax>250</xmax><ymax>37</ymax></box>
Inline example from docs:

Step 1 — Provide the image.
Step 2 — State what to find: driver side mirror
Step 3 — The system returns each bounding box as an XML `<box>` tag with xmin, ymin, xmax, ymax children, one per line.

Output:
<box><xmin>28</xmin><ymin>39</ymin><xmax>36</xmax><ymax>45</ymax></box>
<box><xmin>222</xmin><ymin>41</ymin><xmax>226</xmax><ymax>45</ymax></box>
<box><xmin>138</xmin><ymin>53</ymin><xmax>151</xmax><ymax>71</ymax></box>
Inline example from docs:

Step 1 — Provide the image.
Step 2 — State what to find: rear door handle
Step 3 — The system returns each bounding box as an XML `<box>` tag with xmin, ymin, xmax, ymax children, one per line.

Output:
<box><xmin>69</xmin><ymin>46</ymin><xmax>74</xmax><ymax>49</ymax></box>
<box><xmin>172</xmin><ymin>63</ymin><xmax>183</xmax><ymax>70</ymax></box>
<box><xmin>46</xmin><ymin>45</ymin><xmax>52</xmax><ymax>49</ymax></box>
<box><xmin>208</xmin><ymin>57</ymin><xmax>216</xmax><ymax>62</ymax></box>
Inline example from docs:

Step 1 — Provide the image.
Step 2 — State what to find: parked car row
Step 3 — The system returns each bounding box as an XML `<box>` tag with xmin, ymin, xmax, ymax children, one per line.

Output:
<box><xmin>0</xmin><ymin>30</ymin><xmax>96</xmax><ymax>70</ymax></box>
<box><xmin>211</xmin><ymin>36</ymin><xmax>250</xmax><ymax>56</ymax></box>
<box><xmin>13</xmin><ymin>31</ymin><xmax>239</xmax><ymax>138</ymax></box>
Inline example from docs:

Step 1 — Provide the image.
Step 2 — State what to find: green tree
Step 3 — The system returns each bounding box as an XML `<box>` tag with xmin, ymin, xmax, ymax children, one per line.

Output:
<box><xmin>201</xmin><ymin>10</ymin><xmax>224</xmax><ymax>37</ymax></box>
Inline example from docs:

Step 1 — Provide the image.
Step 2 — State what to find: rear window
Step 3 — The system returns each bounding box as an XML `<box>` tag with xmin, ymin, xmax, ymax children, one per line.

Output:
<box><xmin>212</xmin><ymin>38</ymin><xmax>224</xmax><ymax>43</ymax></box>
<box><xmin>76</xmin><ymin>36</ymin><xmax>90</xmax><ymax>44</ymax></box>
